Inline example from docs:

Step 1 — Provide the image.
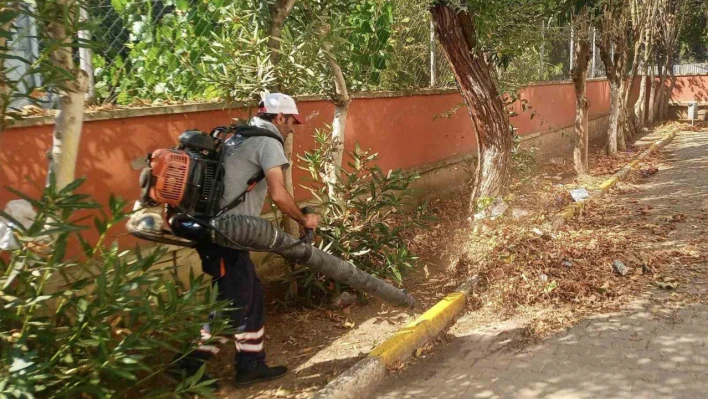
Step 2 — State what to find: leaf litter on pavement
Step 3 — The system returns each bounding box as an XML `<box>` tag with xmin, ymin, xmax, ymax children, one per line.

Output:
<box><xmin>444</xmin><ymin>122</ymin><xmax>705</xmax><ymax>338</ymax></box>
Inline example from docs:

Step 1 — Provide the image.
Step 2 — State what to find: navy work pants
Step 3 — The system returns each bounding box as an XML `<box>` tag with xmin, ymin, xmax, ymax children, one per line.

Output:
<box><xmin>195</xmin><ymin>241</ymin><xmax>266</xmax><ymax>370</ymax></box>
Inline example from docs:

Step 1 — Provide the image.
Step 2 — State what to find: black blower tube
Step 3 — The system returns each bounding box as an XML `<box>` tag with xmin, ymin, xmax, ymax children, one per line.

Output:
<box><xmin>210</xmin><ymin>214</ymin><xmax>416</xmax><ymax>309</ymax></box>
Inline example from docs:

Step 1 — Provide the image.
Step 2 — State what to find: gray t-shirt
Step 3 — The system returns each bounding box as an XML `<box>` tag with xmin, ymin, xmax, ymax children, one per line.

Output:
<box><xmin>220</xmin><ymin>117</ymin><xmax>289</xmax><ymax>216</ymax></box>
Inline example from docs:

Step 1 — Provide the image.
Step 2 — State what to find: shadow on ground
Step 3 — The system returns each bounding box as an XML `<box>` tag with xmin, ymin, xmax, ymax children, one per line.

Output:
<box><xmin>376</xmin><ymin>128</ymin><xmax>708</xmax><ymax>399</ymax></box>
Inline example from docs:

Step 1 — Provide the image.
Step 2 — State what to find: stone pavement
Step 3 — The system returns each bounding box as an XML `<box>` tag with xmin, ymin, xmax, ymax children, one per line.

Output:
<box><xmin>373</xmin><ymin>128</ymin><xmax>708</xmax><ymax>399</ymax></box>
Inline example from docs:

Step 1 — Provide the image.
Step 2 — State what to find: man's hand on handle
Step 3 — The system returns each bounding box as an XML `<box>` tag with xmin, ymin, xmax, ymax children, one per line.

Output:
<box><xmin>265</xmin><ymin>166</ymin><xmax>320</xmax><ymax>231</ymax></box>
<box><xmin>303</xmin><ymin>213</ymin><xmax>318</xmax><ymax>230</ymax></box>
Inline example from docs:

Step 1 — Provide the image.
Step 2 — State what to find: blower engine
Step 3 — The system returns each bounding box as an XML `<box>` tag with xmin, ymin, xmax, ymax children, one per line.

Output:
<box><xmin>140</xmin><ymin>129</ymin><xmax>225</xmax><ymax>218</ymax></box>
<box><xmin>130</xmin><ymin>123</ymin><xmax>280</xmax><ymax>247</ymax></box>
<box><xmin>131</xmin><ymin>126</ymin><xmax>230</xmax><ymax>247</ymax></box>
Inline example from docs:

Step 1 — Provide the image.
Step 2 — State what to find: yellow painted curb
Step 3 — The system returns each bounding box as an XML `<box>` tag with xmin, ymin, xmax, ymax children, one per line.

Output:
<box><xmin>553</xmin><ymin>128</ymin><xmax>678</xmax><ymax>228</ymax></box>
<box><xmin>313</xmin><ymin>277</ymin><xmax>480</xmax><ymax>399</ymax></box>
<box><xmin>370</xmin><ymin>291</ymin><xmax>466</xmax><ymax>365</ymax></box>
<box><xmin>599</xmin><ymin>176</ymin><xmax>620</xmax><ymax>191</ymax></box>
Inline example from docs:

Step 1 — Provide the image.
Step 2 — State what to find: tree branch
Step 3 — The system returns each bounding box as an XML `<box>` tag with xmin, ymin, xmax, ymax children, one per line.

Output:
<box><xmin>268</xmin><ymin>0</ymin><xmax>297</xmax><ymax>66</ymax></box>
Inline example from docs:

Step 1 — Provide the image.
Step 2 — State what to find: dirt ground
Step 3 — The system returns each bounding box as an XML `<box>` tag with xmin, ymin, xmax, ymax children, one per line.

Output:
<box><xmin>209</xmin><ymin>190</ymin><xmax>471</xmax><ymax>398</ymax></box>
<box><xmin>209</xmin><ymin>122</ymin><xmax>697</xmax><ymax>398</ymax></box>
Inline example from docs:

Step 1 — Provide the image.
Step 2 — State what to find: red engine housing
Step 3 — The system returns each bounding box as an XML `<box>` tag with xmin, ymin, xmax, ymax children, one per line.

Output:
<box><xmin>148</xmin><ymin>149</ymin><xmax>191</xmax><ymax>207</ymax></box>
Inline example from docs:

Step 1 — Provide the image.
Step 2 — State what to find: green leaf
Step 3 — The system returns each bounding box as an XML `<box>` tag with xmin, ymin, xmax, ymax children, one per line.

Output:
<box><xmin>120</xmin><ymin>356</ymin><xmax>139</xmax><ymax>364</ymax></box>
<box><xmin>176</xmin><ymin>0</ymin><xmax>190</xmax><ymax>10</ymax></box>
<box><xmin>0</xmin><ymin>10</ymin><xmax>19</xmax><ymax>25</ymax></box>
<box><xmin>9</xmin><ymin>358</ymin><xmax>34</xmax><ymax>373</ymax></box>
<box><xmin>108</xmin><ymin>367</ymin><xmax>138</xmax><ymax>381</ymax></box>
<box><xmin>57</xmin><ymin>178</ymin><xmax>86</xmax><ymax>196</ymax></box>
<box><xmin>0</xmin><ymin>209</ymin><xmax>27</xmax><ymax>234</ymax></box>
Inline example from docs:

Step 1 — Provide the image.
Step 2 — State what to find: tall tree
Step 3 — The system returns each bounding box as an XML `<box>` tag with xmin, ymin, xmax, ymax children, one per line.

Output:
<box><xmin>268</xmin><ymin>0</ymin><xmax>297</xmax><ymax>66</ymax></box>
<box><xmin>655</xmin><ymin>0</ymin><xmax>680</xmax><ymax>121</ymax></box>
<box><xmin>622</xmin><ymin>0</ymin><xmax>653</xmax><ymax>140</ymax></box>
<box><xmin>647</xmin><ymin>48</ymin><xmax>661</xmax><ymax>126</ymax></box>
<box><xmin>647</xmin><ymin>0</ymin><xmax>677</xmax><ymax>127</ymax></box>
<box><xmin>267</xmin><ymin>0</ymin><xmax>299</xmax><ymax>237</ymax></box>
<box><xmin>571</xmin><ymin>6</ymin><xmax>592</xmax><ymax>175</ymax></box>
<box><xmin>318</xmin><ymin>24</ymin><xmax>351</xmax><ymax>199</ymax></box>
<box><xmin>597</xmin><ymin>0</ymin><xmax>631</xmax><ymax>155</ymax></box>
<box><xmin>43</xmin><ymin>0</ymin><xmax>88</xmax><ymax>188</ymax></box>
<box><xmin>635</xmin><ymin>0</ymin><xmax>659</xmax><ymax>131</ymax></box>
<box><xmin>430</xmin><ymin>2</ymin><xmax>512</xmax><ymax>209</ymax></box>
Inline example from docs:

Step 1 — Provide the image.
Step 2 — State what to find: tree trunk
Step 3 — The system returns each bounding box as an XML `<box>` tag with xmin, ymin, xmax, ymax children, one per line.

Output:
<box><xmin>635</xmin><ymin>65</ymin><xmax>648</xmax><ymax>130</ymax></box>
<box><xmin>431</xmin><ymin>3</ymin><xmax>511</xmax><ymax>211</ymax></box>
<box><xmin>281</xmin><ymin>135</ymin><xmax>299</xmax><ymax>236</ymax></box>
<box><xmin>658</xmin><ymin>0</ymin><xmax>678</xmax><ymax>121</ymax></box>
<box><xmin>267</xmin><ymin>0</ymin><xmax>298</xmax><ymax>237</ymax></box>
<box><xmin>653</xmin><ymin>54</ymin><xmax>669</xmax><ymax>123</ymax></box>
<box><xmin>267</xmin><ymin>0</ymin><xmax>296</xmax><ymax>66</ymax></box>
<box><xmin>630</xmin><ymin>0</ymin><xmax>659</xmax><ymax>133</ymax></box>
<box><xmin>663</xmin><ymin>70</ymin><xmax>676</xmax><ymax>120</ymax></box>
<box><xmin>597</xmin><ymin>0</ymin><xmax>632</xmax><ymax>156</ymax></box>
<box><xmin>47</xmin><ymin>0</ymin><xmax>88</xmax><ymax>189</ymax></box>
<box><xmin>322</xmin><ymin>35</ymin><xmax>351</xmax><ymax>200</ymax></box>
<box><xmin>623</xmin><ymin>40</ymin><xmax>643</xmax><ymax>140</ymax></box>
<box><xmin>617</xmin><ymin>78</ymin><xmax>628</xmax><ymax>151</ymax></box>
<box><xmin>571</xmin><ymin>9</ymin><xmax>591</xmax><ymax>176</ymax></box>
<box><xmin>648</xmin><ymin>60</ymin><xmax>658</xmax><ymax>127</ymax></box>
<box><xmin>598</xmin><ymin>36</ymin><xmax>626</xmax><ymax>156</ymax></box>
<box><xmin>326</xmin><ymin>104</ymin><xmax>348</xmax><ymax>198</ymax></box>
<box><xmin>660</xmin><ymin>50</ymin><xmax>672</xmax><ymax>120</ymax></box>
<box><xmin>607</xmin><ymin>81</ymin><xmax>621</xmax><ymax>155</ymax></box>
<box><xmin>636</xmin><ymin>20</ymin><xmax>655</xmax><ymax>130</ymax></box>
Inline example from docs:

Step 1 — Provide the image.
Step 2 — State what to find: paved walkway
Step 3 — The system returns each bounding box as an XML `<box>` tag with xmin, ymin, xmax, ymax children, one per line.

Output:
<box><xmin>373</xmin><ymin>128</ymin><xmax>708</xmax><ymax>399</ymax></box>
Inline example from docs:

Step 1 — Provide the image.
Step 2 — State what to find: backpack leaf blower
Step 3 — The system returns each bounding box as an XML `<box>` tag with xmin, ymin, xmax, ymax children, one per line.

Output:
<box><xmin>127</xmin><ymin>124</ymin><xmax>416</xmax><ymax>308</ymax></box>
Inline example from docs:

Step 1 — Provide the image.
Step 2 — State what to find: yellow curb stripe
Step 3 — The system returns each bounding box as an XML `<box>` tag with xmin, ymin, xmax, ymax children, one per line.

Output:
<box><xmin>555</xmin><ymin>127</ymin><xmax>679</xmax><ymax>225</ymax></box>
<box><xmin>313</xmin><ymin>277</ymin><xmax>481</xmax><ymax>398</ymax></box>
<box><xmin>369</xmin><ymin>291</ymin><xmax>467</xmax><ymax>366</ymax></box>
<box><xmin>599</xmin><ymin>176</ymin><xmax>619</xmax><ymax>191</ymax></box>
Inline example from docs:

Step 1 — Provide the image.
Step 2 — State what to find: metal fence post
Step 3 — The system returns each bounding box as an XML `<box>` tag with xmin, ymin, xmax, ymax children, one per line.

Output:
<box><xmin>591</xmin><ymin>27</ymin><xmax>596</xmax><ymax>78</ymax></box>
<box><xmin>569</xmin><ymin>25</ymin><xmax>574</xmax><ymax>74</ymax></box>
<box><xmin>79</xmin><ymin>6</ymin><xmax>95</xmax><ymax>102</ymax></box>
<box><xmin>540</xmin><ymin>21</ymin><xmax>545</xmax><ymax>79</ymax></box>
<box><xmin>429</xmin><ymin>19</ymin><xmax>436</xmax><ymax>87</ymax></box>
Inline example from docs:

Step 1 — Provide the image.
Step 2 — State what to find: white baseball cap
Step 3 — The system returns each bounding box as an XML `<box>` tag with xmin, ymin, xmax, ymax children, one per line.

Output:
<box><xmin>259</xmin><ymin>93</ymin><xmax>304</xmax><ymax>124</ymax></box>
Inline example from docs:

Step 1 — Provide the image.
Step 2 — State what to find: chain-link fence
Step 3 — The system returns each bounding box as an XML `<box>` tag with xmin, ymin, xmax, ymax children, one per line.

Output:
<box><xmin>82</xmin><ymin>0</ymin><xmax>459</xmax><ymax>105</ymax></box>
<box><xmin>649</xmin><ymin>62</ymin><xmax>708</xmax><ymax>75</ymax></box>
<box><xmin>8</xmin><ymin>1</ymin><xmax>706</xmax><ymax>109</ymax></box>
<box><xmin>83</xmin><ymin>0</ymin><xmax>593</xmax><ymax>105</ymax></box>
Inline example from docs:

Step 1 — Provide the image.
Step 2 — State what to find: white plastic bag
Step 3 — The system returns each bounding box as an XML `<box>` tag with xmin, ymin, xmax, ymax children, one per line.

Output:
<box><xmin>569</xmin><ymin>188</ymin><xmax>590</xmax><ymax>202</ymax></box>
<box><xmin>0</xmin><ymin>199</ymin><xmax>37</xmax><ymax>250</ymax></box>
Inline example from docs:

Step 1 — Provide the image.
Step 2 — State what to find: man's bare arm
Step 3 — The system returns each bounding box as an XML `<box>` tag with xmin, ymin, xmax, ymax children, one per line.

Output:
<box><xmin>265</xmin><ymin>166</ymin><xmax>318</xmax><ymax>229</ymax></box>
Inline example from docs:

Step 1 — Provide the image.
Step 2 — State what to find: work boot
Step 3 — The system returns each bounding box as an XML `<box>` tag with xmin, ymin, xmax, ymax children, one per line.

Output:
<box><xmin>234</xmin><ymin>363</ymin><xmax>288</xmax><ymax>386</ymax></box>
<box><xmin>166</xmin><ymin>354</ymin><xmax>220</xmax><ymax>389</ymax></box>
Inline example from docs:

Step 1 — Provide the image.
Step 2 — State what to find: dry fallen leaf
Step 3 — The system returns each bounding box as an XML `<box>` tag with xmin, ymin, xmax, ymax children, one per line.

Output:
<box><xmin>655</xmin><ymin>281</ymin><xmax>678</xmax><ymax>290</ymax></box>
<box><xmin>339</xmin><ymin>319</ymin><xmax>355</xmax><ymax>329</ymax></box>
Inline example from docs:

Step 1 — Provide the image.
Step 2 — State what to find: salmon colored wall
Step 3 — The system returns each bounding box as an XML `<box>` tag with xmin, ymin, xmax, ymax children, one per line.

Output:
<box><xmin>510</xmin><ymin>79</ymin><xmax>612</xmax><ymax>135</ymax></box>
<box><xmin>669</xmin><ymin>75</ymin><xmax>708</xmax><ymax>102</ymax></box>
<box><xmin>0</xmin><ymin>79</ymin><xmax>617</xmax><ymax>248</ymax></box>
